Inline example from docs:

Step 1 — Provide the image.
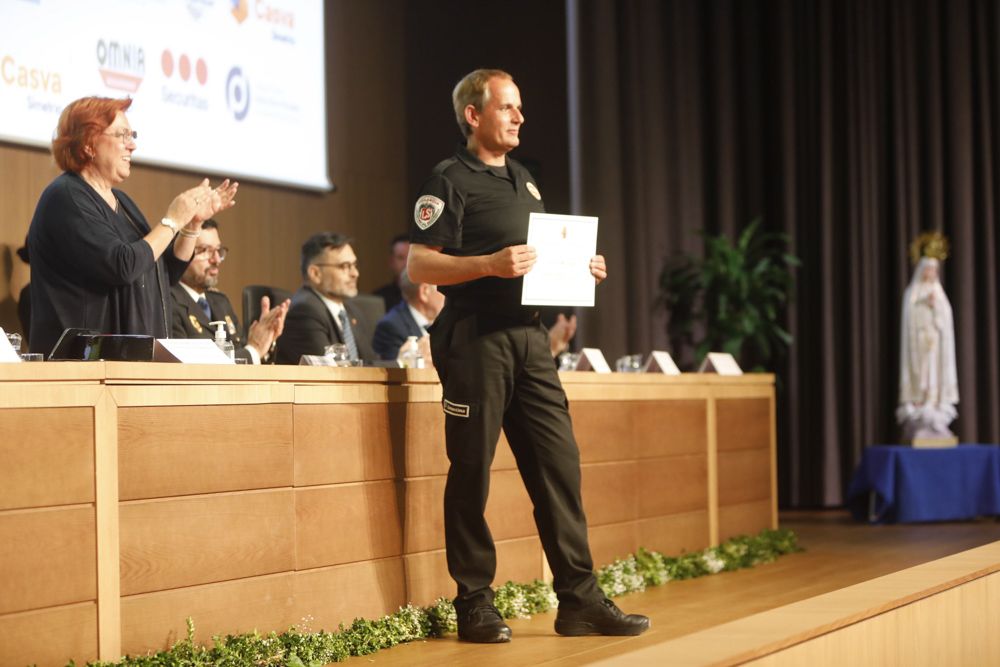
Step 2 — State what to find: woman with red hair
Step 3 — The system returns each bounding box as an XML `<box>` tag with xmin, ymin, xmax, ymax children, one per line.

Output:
<box><xmin>26</xmin><ymin>96</ymin><xmax>238</xmax><ymax>355</ymax></box>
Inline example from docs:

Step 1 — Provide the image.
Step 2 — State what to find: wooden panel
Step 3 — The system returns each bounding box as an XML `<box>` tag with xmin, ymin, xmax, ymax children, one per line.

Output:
<box><xmin>636</xmin><ymin>454</ymin><xmax>708</xmax><ymax>518</ymax></box>
<box><xmin>294</xmin><ymin>558</ymin><xmax>407</xmax><ymax>631</ymax></box>
<box><xmin>0</xmin><ymin>602</ymin><xmax>97</xmax><ymax>667</ymax></box>
<box><xmin>296</xmin><ymin>481</ymin><xmax>402</xmax><ymax>569</ymax></box>
<box><xmin>119</xmin><ymin>404</ymin><xmax>293</xmax><ymax>500</ymax></box>
<box><xmin>120</xmin><ymin>490</ymin><xmax>295</xmax><ymax>595</ymax></box>
<box><xmin>294</xmin><ymin>403</ymin><xmax>396</xmax><ymax>486</ymax></box>
<box><xmin>717</xmin><ymin>397</ymin><xmax>771</xmax><ymax>452</ymax></box>
<box><xmin>569</xmin><ymin>402</ymin><xmax>636</xmax><ymax>463</ymax></box>
<box><xmin>634</xmin><ymin>400</ymin><xmax>707</xmax><ymax>458</ymax></box>
<box><xmin>0</xmin><ymin>407</ymin><xmax>94</xmax><ymax>510</ymax></box>
<box><xmin>403</xmin><ymin>403</ymin><xmax>448</xmax><ymax>477</ymax></box>
<box><xmin>122</xmin><ymin>573</ymin><xmax>295</xmax><ymax>655</ymax></box>
<box><xmin>718</xmin><ymin>500</ymin><xmax>774</xmax><ymax>542</ymax></box>
<box><xmin>580</xmin><ymin>461</ymin><xmax>638</xmax><ymax>526</ymax></box>
<box><xmin>402</xmin><ymin>476</ymin><xmax>446</xmax><ymax>554</ymax></box>
<box><xmin>588</xmin><ymin>521</ymin><xmax>639</xmax><ymax>568</ymax></box>
<box><xmin>636</xmin><ymin>510</ymin><xmax>712</xmax><ymax>556</ymax></box>
<box><xmin>718</xmin><ymin>448</ymin><xmax>772</xmax><ymax>506</ymax></box>
<box><xmin>0</xmin><ymin>506</ymin><xmax>96</xmax><ymax>614</ymax></box>
<box><xmin>403</xmin><ymin>537</ymin><xmax>543</xmax><ymax>607</ymax></box>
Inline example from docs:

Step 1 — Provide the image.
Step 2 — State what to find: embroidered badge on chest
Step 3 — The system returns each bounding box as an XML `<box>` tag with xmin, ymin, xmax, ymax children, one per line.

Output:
<box><xmin>526</xmin><ymin>182</ymin><xmax>542</xmax><ymax>200</ymax></box>
<box><xmin>188</xmin><ymin>314</ymin><xmax>203</xmax><ymax>334</ymax></box>
<box><xmin>414</xmin><ymin>195</ymin><xmax>445</xmax><ymax>230</ymax></box>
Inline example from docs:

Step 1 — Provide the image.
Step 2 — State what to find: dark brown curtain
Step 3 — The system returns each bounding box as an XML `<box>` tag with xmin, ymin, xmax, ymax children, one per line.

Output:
<box><xmin>569</xmin><ymin>0</ymin><xmax>1000</xmax><ymax>506</ymax></box>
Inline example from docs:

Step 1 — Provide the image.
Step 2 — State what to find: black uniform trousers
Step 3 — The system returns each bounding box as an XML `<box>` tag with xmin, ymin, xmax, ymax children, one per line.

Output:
<box><xmin>430</xmin><ymin>303</ymin><xmax>604</xmax><ymax>613</ymax></box>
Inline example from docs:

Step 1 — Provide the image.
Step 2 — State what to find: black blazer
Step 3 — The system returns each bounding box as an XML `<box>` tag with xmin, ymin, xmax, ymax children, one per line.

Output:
<box><xmin>275</xmin><ymin>286</ymin><xmax>376</xmax><ymax>364</ymax></box>
<box><xmin>169</xmin><ymin>284</ymin><xmax>258</xmax><ymax>363</ymax></box>
<box><xmin>27</xmin><ymin>172</ymin><xmax>189</xmax><ymax>354</ymax></box>
<box><xmin>373</xmin><ymin>300</ymin><xmax>424</xmax><ymax>360</ymax></box>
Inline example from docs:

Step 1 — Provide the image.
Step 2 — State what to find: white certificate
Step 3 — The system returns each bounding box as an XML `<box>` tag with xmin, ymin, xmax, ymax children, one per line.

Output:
<box><xmin>521</xmin><ymin>213</ymin><xmax>599</xmax><ymax>307</ymax></box>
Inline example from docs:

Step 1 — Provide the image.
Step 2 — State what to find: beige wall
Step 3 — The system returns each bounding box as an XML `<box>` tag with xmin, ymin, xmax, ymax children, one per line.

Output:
<box><xmin>0</xmin><ymin>0</ymin><xmax>408</xmax><ymax>338</ymax></box>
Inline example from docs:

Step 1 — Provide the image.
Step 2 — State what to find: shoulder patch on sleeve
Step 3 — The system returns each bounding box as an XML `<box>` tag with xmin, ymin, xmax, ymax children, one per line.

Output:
<box><xmin>414</xmin><ymin>195</ymin><xmax>445</xmax><ymax>230</ymax></box>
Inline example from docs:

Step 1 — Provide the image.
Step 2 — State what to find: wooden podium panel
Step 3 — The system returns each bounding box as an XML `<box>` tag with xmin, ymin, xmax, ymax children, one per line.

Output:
<box><xmin>0</xmin><ymin>364</ymin><xmax>775</xmax><ymax>665</ymax></box>
<box><xmin>0</xmin><ymin>407</ymin><xmax>95</xmax><ymax>510</ymax></box>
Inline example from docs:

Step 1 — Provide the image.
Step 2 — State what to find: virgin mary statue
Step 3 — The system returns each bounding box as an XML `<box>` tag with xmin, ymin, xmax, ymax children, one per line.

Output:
<box><xmin>896</xmin><ymin>246</ymin><xmax>959</xmax><ymax>445</ymax></box>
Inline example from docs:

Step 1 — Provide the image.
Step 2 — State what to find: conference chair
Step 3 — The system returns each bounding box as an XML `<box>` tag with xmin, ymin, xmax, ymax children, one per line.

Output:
<box><xmin>242</xmin><ymin>285</ymin><xmax>294</xmax><ymax>338</ymax></box>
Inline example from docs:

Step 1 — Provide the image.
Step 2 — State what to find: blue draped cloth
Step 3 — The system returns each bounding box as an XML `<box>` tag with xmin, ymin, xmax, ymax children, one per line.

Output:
<box><xmin>846</xmin><ymin>444</ymin><xmax>1000</xmax><ymax>523</ymax></box>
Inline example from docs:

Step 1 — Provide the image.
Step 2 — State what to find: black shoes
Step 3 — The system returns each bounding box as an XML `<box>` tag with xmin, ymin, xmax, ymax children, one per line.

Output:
<box><xmin>554</xmin><ymin>598</ymin><xmax>651</xmax><ymax>636</ymax></box>
<box><xmin>457</xmin><ymin>604</ymin><xmax>512</xmax><ymax>643</ymax></box>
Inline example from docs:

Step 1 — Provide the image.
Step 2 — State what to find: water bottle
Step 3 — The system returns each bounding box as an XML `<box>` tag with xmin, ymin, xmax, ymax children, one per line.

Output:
<box><xmin>398</xmin><ymin>335</ymin><xmax>424</xmax><ymax>368</ymax></box>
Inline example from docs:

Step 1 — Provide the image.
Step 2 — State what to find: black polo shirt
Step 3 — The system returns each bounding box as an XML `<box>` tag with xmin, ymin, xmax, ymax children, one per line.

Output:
<box><xmin>411</xmin><ymin>145</ymin><xmax>545</xmax><ymax>309</ymax></box>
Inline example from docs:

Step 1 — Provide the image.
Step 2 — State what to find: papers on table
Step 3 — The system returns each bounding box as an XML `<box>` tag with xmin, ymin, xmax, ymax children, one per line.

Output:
<box><xmin>154</xmin><ymin>339</ymin><xmax>235</xmax><ymax>364</ymax></box>
<box><xmin>522</xmin><ymin>213</ymin><xmax>598</xmax><ymax>307</ymax></box>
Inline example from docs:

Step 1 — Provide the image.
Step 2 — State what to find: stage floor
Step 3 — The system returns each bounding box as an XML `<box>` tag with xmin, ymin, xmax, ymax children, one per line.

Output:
<box><xmin>343</xmin><ymin>511</ymin><xmax>1000</xmax><ymax>666</ymax></box>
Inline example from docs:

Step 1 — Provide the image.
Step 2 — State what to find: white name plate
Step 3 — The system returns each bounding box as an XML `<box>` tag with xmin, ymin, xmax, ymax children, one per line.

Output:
<box><xmin>0</xmin><ymin>327</ymin><xmax>21</xmax><ymax>362</ymax></box>
<box><xmin>577</xmin><ymin>347</ymin><xmax>612</xmax><ymax>373</ymax></box>
<box><xmin>154</xmin><ymin>339</ymin><xmax>234</xmax><ymax>364</ymax></box>
<box><xmin>698</xmin><ymin>352</ymin><xmax>743</xmax><ymax>375</ymax></box>
<box><xmin>646</xmin><ymin>351</ymin><xmax>681</xmax><ymax>375</ymax></box>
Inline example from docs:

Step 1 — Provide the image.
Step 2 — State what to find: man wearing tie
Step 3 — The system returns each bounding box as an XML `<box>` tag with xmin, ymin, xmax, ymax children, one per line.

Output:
<box><xmin>170</xmin><ymin>219</ymin><xmax>288</xmax><ymax>363</ymax></box>
<box><xmin>276</xmin><ymin>231</ymin><xmax>376</xmax><ymax>364</ymax></box>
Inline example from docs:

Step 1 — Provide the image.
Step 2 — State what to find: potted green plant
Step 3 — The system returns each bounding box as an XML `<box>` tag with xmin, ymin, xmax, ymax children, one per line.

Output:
<box><xmin>658</xmin><ymin>219</ymin><xmax>799</xmax><ymax>371</ymax></box>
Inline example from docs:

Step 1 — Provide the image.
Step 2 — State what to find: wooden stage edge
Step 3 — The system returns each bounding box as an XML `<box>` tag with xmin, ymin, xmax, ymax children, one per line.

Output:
<box><xmin>604</xmin><ymin>540</ymin><xmax>1000</xmax><ymax>666</ymax></box>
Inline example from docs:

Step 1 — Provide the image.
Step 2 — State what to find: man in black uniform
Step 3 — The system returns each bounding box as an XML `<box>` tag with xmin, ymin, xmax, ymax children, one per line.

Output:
<box><xmin>407</xmin><ymin>69</ymin><xmax>649</xmax><ymax>643</ymax></box>
<box><xmin>170</xmin><ymin>220</ymin><xmax>288</xmax><ymax>363</ymax></box>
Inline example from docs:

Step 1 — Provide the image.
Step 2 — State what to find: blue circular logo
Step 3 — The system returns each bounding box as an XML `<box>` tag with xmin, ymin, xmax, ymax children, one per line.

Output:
<box><xmin>226</xmin><ymin>66</ymin><xmax>250</xmax><ymax>121</ymax></box>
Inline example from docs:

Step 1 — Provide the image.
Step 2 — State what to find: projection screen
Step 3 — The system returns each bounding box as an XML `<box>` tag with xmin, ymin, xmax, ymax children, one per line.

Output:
<box><xmin>0</xmin><ymin>0</ymin><xmax>330</xmax><ymax>191</ymax></box>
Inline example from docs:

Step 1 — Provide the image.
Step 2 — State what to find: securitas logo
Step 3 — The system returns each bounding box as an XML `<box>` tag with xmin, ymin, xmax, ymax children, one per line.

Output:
<box><xmin>161</xmin><ymin>49</ymin><xmax>209</xmax><ymax>111</ymax></box>
<box><xmin>231</xmin><ymin>0</ymin><xmax>248</xmax><ymax>23</ymax></box>
<box><xmin>226</xmin><ymin>66</ymin><xmax>250</xmax><ymax>120</ymax></box>
<box><xmin>161</xmin><ymin>49</ymin><xmax>208</xmax><ymax>86</ymax></box>
<box><xmin>96</xmin><ymin>39</ymin><xmax>145</xmax><ymax>93</ymax></box>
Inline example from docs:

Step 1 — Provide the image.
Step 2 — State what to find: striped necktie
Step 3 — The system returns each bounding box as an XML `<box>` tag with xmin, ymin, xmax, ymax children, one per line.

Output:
<box><xmin>197</xmin><ymin>296</ymin><xmax>211</xmax><ymax>320</ymax></box>
<box><xmin>338</xmin><ymin>309</ymin><xmax>359</xmax><ymax>360</ymax></box>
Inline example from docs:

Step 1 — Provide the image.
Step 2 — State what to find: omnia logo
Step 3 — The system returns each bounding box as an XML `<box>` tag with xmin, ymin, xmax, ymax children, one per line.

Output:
<box><xmin>96</xmin><ymin>39</ymin><xmax>145</xmax><ymax>93</ymax></box>
<box><xmin>1</xmin><ymin>54</ymin><xmax>62</xmax><ymax>93</ymax></box>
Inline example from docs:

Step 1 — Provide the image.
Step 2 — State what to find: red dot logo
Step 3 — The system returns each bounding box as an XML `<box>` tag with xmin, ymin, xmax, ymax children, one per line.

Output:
<box><xmin>161</xmin><ymin>49</ymin><xmax>208</xmax><ymax>86</ymax></box>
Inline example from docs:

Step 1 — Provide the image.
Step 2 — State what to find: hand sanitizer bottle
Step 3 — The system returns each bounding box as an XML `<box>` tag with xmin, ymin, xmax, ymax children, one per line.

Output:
<box><xmin>209</xmin><ymin>320</ymin><xmax>235</xmax><ymax>361</ymax></box>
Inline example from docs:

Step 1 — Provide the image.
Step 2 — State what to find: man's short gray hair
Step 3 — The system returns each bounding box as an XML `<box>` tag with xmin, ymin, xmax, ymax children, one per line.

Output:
<box><xmin>452</xmin><ymin>68</ymin><xmax>513</xmax><ymax>137</ymax></box>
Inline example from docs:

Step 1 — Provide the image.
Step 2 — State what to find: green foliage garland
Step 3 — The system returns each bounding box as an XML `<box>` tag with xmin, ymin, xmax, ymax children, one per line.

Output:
<box><xmin>69</xmin><ymin>529</ymin><xmax>799</xmax><ymax>667</ymax></box>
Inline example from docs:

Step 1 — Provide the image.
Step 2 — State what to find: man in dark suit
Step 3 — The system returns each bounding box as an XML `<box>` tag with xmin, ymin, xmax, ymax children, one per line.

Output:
<box><xmin>276</xmin><ymin>232</ymin><xmax>376</xmax><ymax>364</ymax></box>
<box><xmin>373</xmin><ymin>268</ymin><xmax>444</xmax><ymax>361</ymax></box>
<box><xmin>170</xmin><ymin>220</ymin><xmax>288</xmax><ymax>363</ymax></box>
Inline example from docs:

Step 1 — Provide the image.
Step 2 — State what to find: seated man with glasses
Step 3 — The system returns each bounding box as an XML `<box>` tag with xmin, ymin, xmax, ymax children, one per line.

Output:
<box><xmin>275</xmin><ymin>231</ymin><xmax>376</xmax><ymax>364</ymax></box>
<box><xmin>170</xmin><ymin>219</ymin><xmax>289</xmax><ymax>363</ymax></box>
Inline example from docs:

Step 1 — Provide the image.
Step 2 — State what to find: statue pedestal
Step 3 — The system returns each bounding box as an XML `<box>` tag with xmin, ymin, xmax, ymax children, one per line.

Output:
<box><xmin>898</xmin><ymin>403</ymin><xmax>958</xmax><ymax>449</ymax></box>
<box><xmin>911</xmin><ymin>435</ymin><xmax>959</xmax><ymax>449</ymax></box>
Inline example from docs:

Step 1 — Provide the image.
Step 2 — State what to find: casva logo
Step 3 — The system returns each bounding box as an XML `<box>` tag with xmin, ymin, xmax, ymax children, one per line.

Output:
<box><xmin>162</xmin><ymin>50</ymin><xmax>208</xmax><ymax>85</ymax></box>
<box><xmin>226</xmin><ymin>66</ymin><xmax>249</xmax><ymax>120</ymax></box>
<box><xmin>1</xmin><ymin>54</ymin><xmax>62</xmax><ymax>93</ymax></box>
<box><xmin>231</xmin><ymin>0</ymin><xmax>249</xmax><ymax>24</ymax></box>
<box><xmin>96</xmin><ymin>39</ymin><xmax>145</xmax><ymax>93</ymax></box>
